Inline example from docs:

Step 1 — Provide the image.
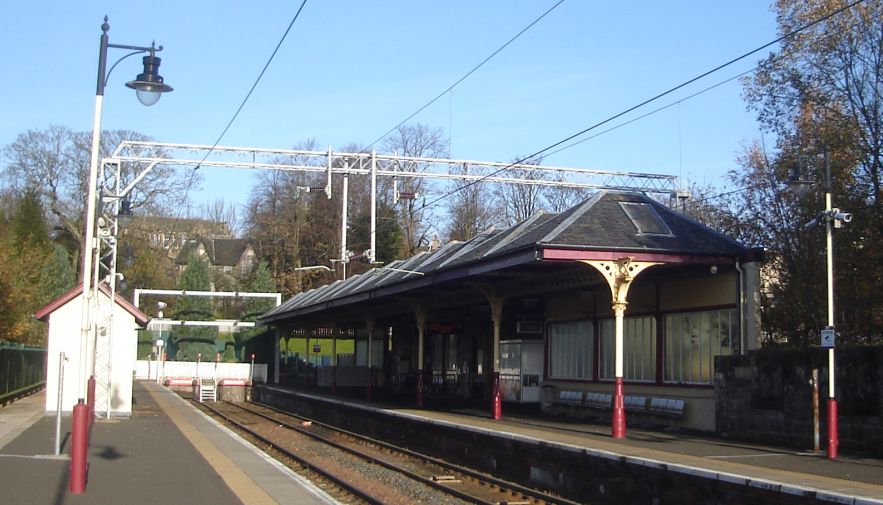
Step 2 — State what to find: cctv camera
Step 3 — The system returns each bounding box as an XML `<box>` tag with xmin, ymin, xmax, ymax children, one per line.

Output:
<box><xmin>832</xmin><ymin>209</ymin><xmax>852</xmax><ymax>223</ymax></box>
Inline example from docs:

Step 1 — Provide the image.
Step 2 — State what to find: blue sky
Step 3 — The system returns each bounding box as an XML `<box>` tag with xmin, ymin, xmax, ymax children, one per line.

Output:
<box><xmin>1</xmin><ymin>1</ymin><xmax>777</xmax><ymax>213</ymax></box>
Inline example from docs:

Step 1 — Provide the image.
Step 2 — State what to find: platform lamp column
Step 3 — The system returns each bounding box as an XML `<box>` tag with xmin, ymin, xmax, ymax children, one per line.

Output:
<box><xmin>73</xmin><ymin>16</ymin><xmax>172</xmax><ymax>495</ymax></box>
<box><xmin>789</xmin><ymin>146</ymin><xmax>846</xmax><ymax>460</ymax></box>
<box><xmin>581</xmin><ymin>258</ymin><xmax>658</xmax><ymax>439</ymax></box>
<box><xmin>822</xmin><ymin>148</ymin><xmax>839</xmax><ymax>460</ymax></box>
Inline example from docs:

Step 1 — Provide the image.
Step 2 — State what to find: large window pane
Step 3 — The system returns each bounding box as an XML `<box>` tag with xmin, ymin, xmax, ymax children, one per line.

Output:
<box><xmin>548</xmin><ymin>321</ymin><xmax>593</xmax><ymax>380</ymax></box>
<box><xmin>599</xmin><ymin>316</ymin><xmax>656</xmax><ymax>382</ymax></box>
<box><xmin>664</xmin><ymin>309</ymin><xmax>736</xmax><ymax>384</ymax></box>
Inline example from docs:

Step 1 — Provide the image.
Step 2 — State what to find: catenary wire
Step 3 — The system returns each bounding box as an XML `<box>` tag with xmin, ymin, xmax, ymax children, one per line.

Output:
<box><xmin>543</xmin><ymin>68</ymin><xmax>756</xmax><ymax>159</ymax></box>
<box><xmin>363</xmin><ymin>0</ymin><xmax>565</xmax><ymax>152</ymax></box>
<box><xmin>413</xmin><ymin>0</ymin><xmax>867</xmax><ymax>217</ymax></box>
<box><xmin>168</xmin><ymin>0</ymin><xmax>309</xmax><ymax>231</ymax></box>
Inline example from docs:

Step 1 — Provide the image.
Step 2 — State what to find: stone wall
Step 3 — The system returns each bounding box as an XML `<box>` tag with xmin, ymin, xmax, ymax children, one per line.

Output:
<box><xmin>715</xmin><ymin>347</ymin><xmax>883</xmax><ymax>456</ymax></box>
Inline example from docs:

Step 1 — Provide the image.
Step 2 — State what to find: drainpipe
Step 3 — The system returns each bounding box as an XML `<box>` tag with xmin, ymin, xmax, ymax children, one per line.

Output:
<box><xmin>735</xmin><ymin>260</ymin><xmax>745</xmax><ymax>354</ymax></box>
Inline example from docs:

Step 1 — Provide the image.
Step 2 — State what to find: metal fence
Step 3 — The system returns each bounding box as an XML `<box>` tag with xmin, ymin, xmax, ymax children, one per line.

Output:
<box><xmin>0</xmin><ymin>342</ymin><xmax>47</xmax><ymax>403</ymax></box>
<box><xmin>134</xmin><ymin>360</ymin><xmax>268</xmax><ymax>383</ymax></box>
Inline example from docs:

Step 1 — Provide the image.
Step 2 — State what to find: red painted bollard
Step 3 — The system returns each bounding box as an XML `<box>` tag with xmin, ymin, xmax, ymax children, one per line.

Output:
<box><xmin>492</xmin><ymin>372</ymin><xmax>502</xmax><ymax>420</ymax></box>
<box><xmin>70</xmin><ymin>400</ymin><xmax>89</xmax><ymax>493</ymax></box>
<box><xmin>612</xmin><ymin>377</ymin><xmax>626</xmax><ymax>439</ymax></box>
<box><xmin>366</xmin><ymin>367</ymin><xmax>374</xmax><ymax>401</ymax></box>
<box><xmin>827</xmin><ymin>398</ymin><xmax>838</xmax><ymax>459</ymax></box>
<box><xmin>416</xmin><ymin>372</ymin><xmax>424</xmax><ymax>408</ymax></box>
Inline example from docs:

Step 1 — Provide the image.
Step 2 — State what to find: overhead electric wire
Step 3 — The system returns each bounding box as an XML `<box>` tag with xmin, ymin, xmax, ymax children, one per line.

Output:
<box><xmin>413</xmin><ymin>0</ymin><xmax>867</xmax><ymax>217</ymax></box>
<box><xmin>363</xmin><ymin>0</ymin><xmax>565</xmax><ymax>152</ymax></box>
<box><xmin>544</xmin><ymin>67</ymin><xmax>756</xmax><ymax>159</ymax></box>
<box><xmin>169</xmin><ymin>0</ymin><xmax>308</xmax><ymax>230</ymax></box>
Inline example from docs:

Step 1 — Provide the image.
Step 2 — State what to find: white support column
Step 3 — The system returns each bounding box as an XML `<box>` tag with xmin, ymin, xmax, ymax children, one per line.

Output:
<box><xmin>341</xmin><ymin>172</ymin><xmax>349</xmax><ymax>280</ymax></box>
<box><xmin>366</xmin><ymin>318</ymin><xmax>375</xmax><ymax>370</ymax></box>
<box><xmin>581</xmin><ymin>258</ymin><xmax>659</xmax><ymax>438</ymax></box>
<box><xmin>489</xmin><ymin>295</ymin><xmax>504</xmax><ymax>419</ymax></box>
<box><xmin>471</xmin><ymin>282</ymin><xmax>506</xmax><ymax>420</ymax></box>
<box><xmin>412</xmin><ymin>304</ymin><xmax>427</xmax><ymax>407</ymax></box>
<box><xmin>273</xmin><ymin>328</ymin><xmax>280</xmax><ymax>384</ymax></box>
<box><xmin>370</xmin><ymin>150</ymin><xmax>377</xmax><ymax>263</ymax></box>
<box><xmin>366</xmin><ymin>318</ymin><xmax>376</xmax><ymax>399</ymax></box>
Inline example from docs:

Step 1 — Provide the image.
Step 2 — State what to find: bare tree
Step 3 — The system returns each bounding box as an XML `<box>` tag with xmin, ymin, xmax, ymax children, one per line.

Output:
<box><xmin>382</xmin><ymin>124</ymin><xmax>449</xmax><ymax>254</ymax></box>
<box><xmin>2</xmin><ymin>126</ymin><xmax>198</xmax><ymax>249</ymax></box>
<box><xmin>544</xmin><ymin>177</ymin><xmax>591</xmax><ymax>214</ymax></box>
<box><xmin>201</xmin><ymin>198</ymin><xmax>238</xmax><ymax>237</ymax></box>
<box><xmin>494</xmin><ymin>155</ymin><xmax>546</xmax><ymax>225</ymax></box>
<box><xmin>445</xmin><ymin>164</ymin><xmax>499</xmax><ymax>242</ymax></box>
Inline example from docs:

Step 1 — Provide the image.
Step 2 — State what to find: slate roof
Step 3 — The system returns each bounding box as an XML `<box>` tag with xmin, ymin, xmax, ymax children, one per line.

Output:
<box><xmin>176</xmin><ymin>238</ymin><xmax>252</xmax><ymax>266</ymax></box>
<box><xmin>260</xmin><ymin>191</ymin><xmax>750</xmax><ymax>323</ymax></box>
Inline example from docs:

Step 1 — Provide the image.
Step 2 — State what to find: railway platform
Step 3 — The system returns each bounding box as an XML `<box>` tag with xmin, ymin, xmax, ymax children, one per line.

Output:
<box><xmin>258</xmin><ymin>385</ymin><xmax>883</xmax><ymax>504</ymax></box>
<box><xmin>0</xmin><ymin>381</ymin><xmax>338</xmax><ymax>505</ymax></box>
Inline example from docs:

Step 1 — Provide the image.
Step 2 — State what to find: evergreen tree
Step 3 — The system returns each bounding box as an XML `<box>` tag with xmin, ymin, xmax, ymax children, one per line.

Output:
<box><xmin>0</xmin><ymin>190</ymin><xmax>53</xmax><ymax>344</ymax></box>
<box><xmin>236</xmin><ymin>261</ymin><xmax>276</xmax><ymax>360</ymax></box>
<box><xmin>39</xmin><ymin>243</ymin><xmax>75</xmax><ymax>304</ymax></box>
<box><xmin>170</xmin><ymin>254</ymin><xmax>217</xmax><ymax>360</ymax></box>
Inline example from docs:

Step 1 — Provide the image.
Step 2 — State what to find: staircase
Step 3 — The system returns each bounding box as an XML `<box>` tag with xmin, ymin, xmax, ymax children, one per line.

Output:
<box><xmin>198</xmin><ymin>378</ymin><xmax>217</xmax><ymax>402</ymax></box>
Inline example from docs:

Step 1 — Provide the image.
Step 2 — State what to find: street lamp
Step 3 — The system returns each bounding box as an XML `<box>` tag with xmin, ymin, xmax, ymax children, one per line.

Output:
<box><xmin>72</xmin><ymin>16</ymin><xmax>172</xmax><ymax>494</ymax></box>
<box><xmin>789</xmin><ymin>146</ymin><xmax>849</xmax><ymax>460</ymax></box>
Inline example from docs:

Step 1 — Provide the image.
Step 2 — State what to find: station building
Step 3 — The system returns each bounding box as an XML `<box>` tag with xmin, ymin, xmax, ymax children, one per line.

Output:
<box><xmin>259</xmin><ymin>191</ymin><xmax>763</xmax><ymax>431</ymax></box>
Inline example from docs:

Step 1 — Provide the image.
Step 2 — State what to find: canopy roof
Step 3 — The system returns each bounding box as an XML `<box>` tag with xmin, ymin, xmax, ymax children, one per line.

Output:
<box><xmin>260</xmin><ymin>191</ymin><xmax>754</xmax><ymax>326</ymax></box>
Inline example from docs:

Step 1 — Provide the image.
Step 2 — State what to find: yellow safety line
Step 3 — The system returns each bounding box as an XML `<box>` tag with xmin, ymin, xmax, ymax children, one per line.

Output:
<box><xmin>149</xmin><ymin>387</ymin><xmax>278</xmax><ymax>505</ymax></box>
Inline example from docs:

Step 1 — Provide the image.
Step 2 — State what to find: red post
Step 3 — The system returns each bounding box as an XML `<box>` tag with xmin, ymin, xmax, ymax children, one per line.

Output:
<box><xmin>366</xmin><ymin>367</ymin><xmax>374</xmax><ymax>401</ymax></box>
<box><xmin>491</xmin><ymin>372</ymin><xmax>502</xmax><ymax>420</ymax></box>
<box><xmin>612</xmin><ymin>377</ymin><xmax>626</xmax><ymax>439</ymax></box>
<box><xmin>86</xmin><ymin>376</ymin><xmax>96</xmax><ymax>427</ymax></box>
<box><xmin>827</xmin><ymin>398</ymin><xmax>838</xmax><ymax>459</ymax></box>
<box><xmin>416</xmin><ymin>371</ymin><xmax>424</xmax><ymax>407</ymax></box>
<box><xmin>69</xmin><ymin>400</ymin><xmax>89</xmax><ymax>493</ymax></box>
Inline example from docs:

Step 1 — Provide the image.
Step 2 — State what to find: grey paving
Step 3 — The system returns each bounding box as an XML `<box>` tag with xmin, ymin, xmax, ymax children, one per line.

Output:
<box><xmin>0</xmin><ymin>382</ymin><xmax>338</xmax><ymax>505</ymax></box>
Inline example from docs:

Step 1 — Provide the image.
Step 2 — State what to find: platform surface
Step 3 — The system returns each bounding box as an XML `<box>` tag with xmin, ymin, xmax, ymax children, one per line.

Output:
<box><xmin>0</xmin><ymin>382</ymin><xmax>339</xmax><ymax>505</ymax></box>
<box><xmin>270</xmin><ymin>385</ymin><xmax>883</xmax><ymax>504</ymax></box>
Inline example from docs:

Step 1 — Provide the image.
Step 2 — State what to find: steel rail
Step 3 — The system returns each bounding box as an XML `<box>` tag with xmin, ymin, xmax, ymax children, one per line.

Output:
<box><xmin>195</xmin><ymin>400</ymin><xmax>385</xmax><ymax>505</ymax></box>
<box><xmin>243</xmin><ymin>399</ymin><xmax>583</xmax><ymax>505</ymax></box>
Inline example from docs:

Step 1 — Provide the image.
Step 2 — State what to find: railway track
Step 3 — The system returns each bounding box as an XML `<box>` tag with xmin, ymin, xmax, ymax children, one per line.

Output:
<box><xmin>193</xmin><ymin>398</ymin><xmax>583</xmax><ymax>505</ymax></box>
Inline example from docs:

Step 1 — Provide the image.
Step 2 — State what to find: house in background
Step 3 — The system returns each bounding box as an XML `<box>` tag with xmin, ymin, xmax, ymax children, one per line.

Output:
<box><xmin>37</xmin><ymin>283</ymin><xmax>149</xmax><ymax>417</ymax></box>
<box><xmin>175</xmin><ymin>237</ymin><xmax>257</xmax><ymax>286</ymax></box>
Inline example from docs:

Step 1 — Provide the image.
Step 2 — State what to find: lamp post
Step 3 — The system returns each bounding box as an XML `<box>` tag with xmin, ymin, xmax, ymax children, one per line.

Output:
<box><xmin>790</xmin><ymin>146</ymin><xmax>849</xmax><ymax>460</ymax></box>
<box><xmin>72</xmin><ymin>16</ymin><xmax>172</xmax><ymax>494</ymax></box>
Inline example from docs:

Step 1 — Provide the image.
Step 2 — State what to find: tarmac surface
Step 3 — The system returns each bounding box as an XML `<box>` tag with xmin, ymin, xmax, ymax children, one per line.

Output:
<box><xmin>0</xmin><ymin>382</ymin><xmax>338</xmax><ymax>505</ymax></box>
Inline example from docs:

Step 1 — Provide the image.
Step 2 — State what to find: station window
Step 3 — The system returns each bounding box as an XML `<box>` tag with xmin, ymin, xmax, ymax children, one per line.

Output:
<box><xmin>548</xmin><ymin>320</ymin><xmax>593</xmax><ymax>380</ymax></box>
<box><xmin>664</xmin><ymin>308</ymin><xmax>736</xmax><ymax>384</ymax></box>
<box><xmin>599</xmin><ymin>315</ymin><xmax>657</xmax><ymax>382</ymax></box>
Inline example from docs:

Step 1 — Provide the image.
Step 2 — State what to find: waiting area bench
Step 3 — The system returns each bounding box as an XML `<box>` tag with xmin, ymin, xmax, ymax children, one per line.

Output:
<box><xmin>550</xmin><ymin>388</ymin><xmax>685</xmax><ymax>420</ymax></box>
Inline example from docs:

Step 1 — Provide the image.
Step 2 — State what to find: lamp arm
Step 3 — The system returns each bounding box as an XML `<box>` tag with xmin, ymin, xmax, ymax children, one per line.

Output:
<box><xmin>105</xmin><ymin>50</ymin><xmax>147</xmax><ymax>87</ymax></box>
